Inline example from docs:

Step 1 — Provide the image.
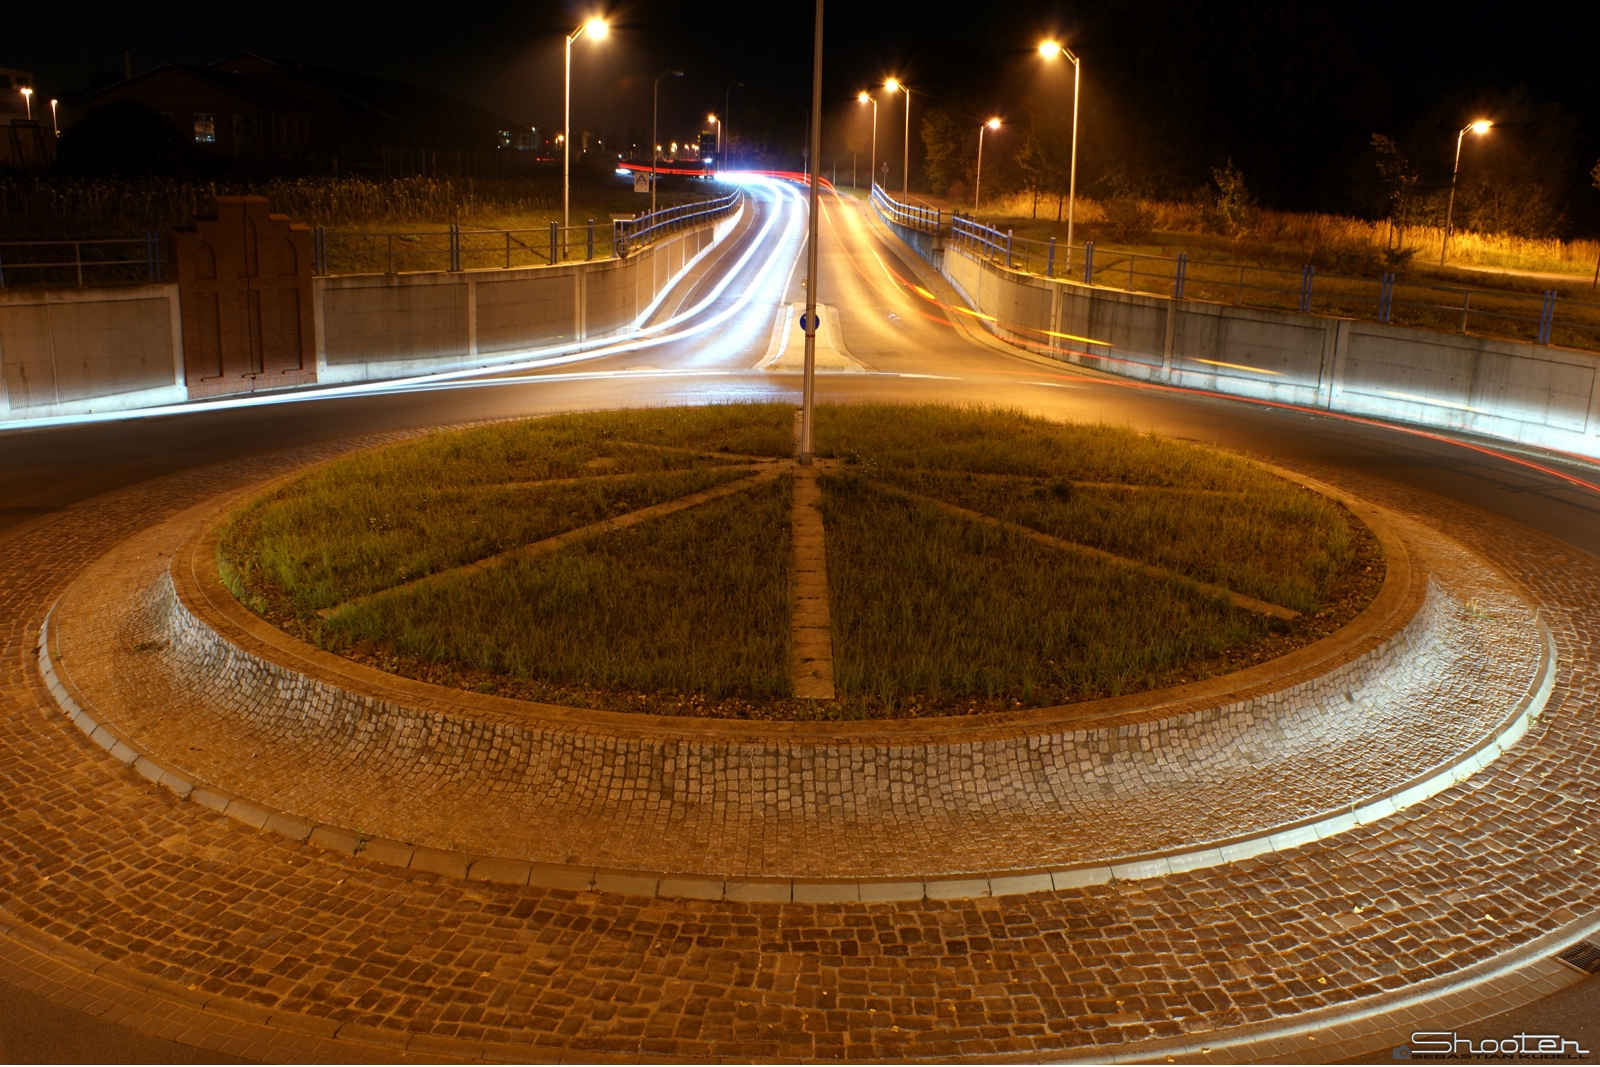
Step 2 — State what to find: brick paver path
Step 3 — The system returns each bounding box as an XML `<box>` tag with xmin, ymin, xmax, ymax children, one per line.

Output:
<box><xmin>1</xmin><ymin>439</ymin><xmax>1596</xmax><ymax>1061</ymax></box>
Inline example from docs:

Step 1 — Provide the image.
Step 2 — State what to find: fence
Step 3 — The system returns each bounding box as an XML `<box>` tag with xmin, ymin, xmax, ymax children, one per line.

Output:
<box><xmin>943</xmin><ymin>211</ymin><xmax>1600</xmax><ymax>353</ymax></box>
<box><xmin>615</xmin><ymin>189</ymin><xmax>742</xmax><ymax>256</ymax></box>
<box><xmin>312</xmin><ymin>188</ymin><xmax>743</xmax><ymax>276</ymax></box>
<box><xmin>872</xmin><ymin>183</ymin><xmax>941</xmax><ymax>234</ymax></box>
<box><xmin>0</xmin><ymin>235</ymin><xmax>166</xmax><ymax>289</ymax></box>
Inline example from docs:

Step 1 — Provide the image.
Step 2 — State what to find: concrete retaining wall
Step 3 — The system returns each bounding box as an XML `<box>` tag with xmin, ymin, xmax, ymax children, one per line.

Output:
<box><xmin>941</xmin><ymin>243</ymin><xmax>1600</xmax><ymax>458</ymax></box>
<box><xmin>315</xmin><ymin>209</ymin><xmax>740</xmax><ymax>384</ymax></box>
<box><xmin>0</xmin><ymin>206</ymin><xmax>740</xmax><ymax>421</ymax></box>
<box><xmin>0</xmin><ymin>284</ymin><xmax>186</xmax><ymax>418</ymax></box>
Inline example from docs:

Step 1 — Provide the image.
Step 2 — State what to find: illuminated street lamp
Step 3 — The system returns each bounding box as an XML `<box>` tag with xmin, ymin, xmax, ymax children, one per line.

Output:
<box><xmin>1037</xmin><ymin>39</ymin><xmax>1081</xmax><ymax>265</ymax></box>
<box><xmin>857</xmin><ymin>91</ymin><xmax>877</xmax><ymax>193</ymax></box>
<box><xmin>885</xmin><ymin>77</ymin><xmax>911</xmax><ymax>199</ymax></box>
<box><xmin>19</xmin><ymin>86</ymin><xmax>32</xmax><ymax>121</ymax></box>
<box><xmin>707</xmin><ymin>113</ymin><xmax>720</xmax><ymax>154</ymax></box>
<box><xmin>1441</xmin><ymin>119</ymin><xmax>1493</xmax><ymax>266</ymax></box>
<box><xmin>49</xmin><ymin>98</ymin><xmax>59</xmax><ymax>137</ymax></box>
<box><xmin>564</xmin><ymin>16</ymin><xmax>608</xmax><ymax>240</ymax></box>
<box><xmin>652</xmin><ymin>69</ymin><xmax>683</xmax><ymax>216</ymax></box>
<box><xmin>975</xmin><ymin>118</ymin><xmax>1001</xmax><ymax>208</ymax></box>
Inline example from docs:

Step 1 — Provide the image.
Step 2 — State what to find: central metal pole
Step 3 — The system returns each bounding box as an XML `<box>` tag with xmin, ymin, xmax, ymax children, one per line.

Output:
<box><xmin>869</xmin><ymin>99</ymin><xmax>876</xmax><ymax>195</ymax></box>
<box><xmin>563</xmin><ymin>33</ymin><xmax>572</xmax><ymax>235</ymax></box>
<box><xmin>800</xmin><ymin>0</ymin><xmax>824</xmax><ymax>465</ymax></box>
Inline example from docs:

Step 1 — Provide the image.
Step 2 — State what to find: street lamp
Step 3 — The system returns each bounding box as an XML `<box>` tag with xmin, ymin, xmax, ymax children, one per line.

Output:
<box><xmin>564</xmin><ymin>16</ymin><xmax>608</xmax><ymax>241</ymax></box>
<box><xmin>1441</xmin><ymin>119</ymin><xmax>1492</xmax><ymax>266</ymax></box>
<box><xmin>857</xmin><ymin>91</ymin><xmax>877</xmax><ymax>194</ymax></box>
<box><xmin>652</xmin><ymin>69</ymin><xmax>683</xmax><ymax>216</ymax></box>
<box><xmin>708</xmin><ymin>112</ymin><xmax>720</xmax><ymax>155</ymax></box>
<box><xmin>884</xmin><ymin>77</ymin><xmax>911</xmax><ymax>199</ymax></box>
<box><xmin>976</xmin><ymin>118</ymin><xmax>1001</xmax><ymax>208</ymax></box>
<box><xmin>49</xmin><ymin>98</ymin><xmax>59</xmax><ymax>137</ymax></box>
<box><xmin>19</xmin><ymin>86</ymin><xmax>32</xmax><ymax>121</ymax></box>
<box><xmin>1038</xmin><ymin>40</ymin><xmax>1081</xmax><ymax>265</ymax></box>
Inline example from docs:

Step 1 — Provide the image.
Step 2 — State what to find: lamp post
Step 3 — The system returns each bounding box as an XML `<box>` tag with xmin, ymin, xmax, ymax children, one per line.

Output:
<box><xmin>49</xmin><ymin>98</ymin><xmax>58</xmax><ymax>137</ymax></box>
<box><xmin>1037</xmin><ymin>40</ymin><xmax>1080</xmax><ymax>264</ymax></box>
<box><xmin>884</xmin><ymin>78</ymin><xmax>910</xmax><ymax>199</ymax></box>
<box><xmin>19</xmin><ymin>87</ymin><xmax>32</xmax><ymax>121</ymax></box>
<box><xmin>653</xmin><ymin>68</ymin><xmax>684</xmax><ymax>216</ymax></box>
<box><xmin>1441</xmin><ymin>119</ymin><xmax>1492</xmax><ymax>267</ymax></box>
<box><xmin>975</xmin><ymin>118</ymin><xmax>1001</xmax><ymax>208</ymax></box>
<box><xmin>708</xmin><ymin>113</ymin><xmax>720</xmax><ymax>155</ymax></box>
<box><xmin>857</xmin><ymin>91</ymin><xmax>877</xmax><ymax>194</ymax></box>
<box><xmin>564</xmin><ymin>16</ymin><xmax>608</xmax><ymax>239</ymax></box>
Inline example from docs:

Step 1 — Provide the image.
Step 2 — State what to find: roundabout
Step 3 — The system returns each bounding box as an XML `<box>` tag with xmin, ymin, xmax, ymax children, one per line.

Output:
<box><xmin>40</xmin><ymin>404</ymin><xmax>1552</xmax><ymax>902</ymax></box>
<box><xmin>2</xmin><ymin>181</ymin><xmax>1598</xmax><ymax>1063</ymax></box>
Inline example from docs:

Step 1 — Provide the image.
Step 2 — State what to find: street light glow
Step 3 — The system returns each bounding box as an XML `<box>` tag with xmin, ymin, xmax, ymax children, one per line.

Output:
<box><xmin>884</xmin><ymin>77</ymin><xmax>900</xmax><ymax>93</ymax></box>
<box><xmin>1469</xmin><ymin>119</ymin><xmax>1492</xmax><ymax>135</ymax></box>
<box><xmin>1038</xmin><ymin>40</ymin><xmax>1063</xmax><ymax>59</ymax></box>
<box><xmin>708</xmin><ymin>113</ymin><xmax>717</xmax><ymax>124</ymax></box>
<box><xmin>986</xmin><ymin>117</ymin><xmax>1001</xmax><ymax>129</ymax></box>
<box><xmin>583</xmin><ymin>17</ymin><xmax>608</xmax><ymax>39</ymax></box>
<box><xmin>857</xmin><ymin>91</ymin><xmax>869</xmax><ymax>104</ymax></box>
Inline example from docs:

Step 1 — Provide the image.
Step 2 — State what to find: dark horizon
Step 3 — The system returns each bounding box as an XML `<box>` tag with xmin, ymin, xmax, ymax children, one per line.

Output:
<box><xmin>10</xmin><ymin>0</ymin><xmax>1600</xmax><ymax>231</ymax></box>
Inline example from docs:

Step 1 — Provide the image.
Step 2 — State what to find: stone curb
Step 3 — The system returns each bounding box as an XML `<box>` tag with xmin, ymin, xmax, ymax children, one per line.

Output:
<box><xmin>36</xmin><ymin>585</ymin><xmax>1559</xmax><ymax>902</ymax></box>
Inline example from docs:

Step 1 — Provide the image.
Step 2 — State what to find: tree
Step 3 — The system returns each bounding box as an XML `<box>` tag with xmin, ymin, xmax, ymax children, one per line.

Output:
<box><xmin>1014</xmin><ymin>117</ymin><xmax>1070</xmax><ymax>220</ymax></box>
<box><xmin>1370</xmin><ymin>133</ymin><xmax>1421</xmax><ymax>246</ymax></box>
<box><xmin>919</xmin><ymin>107</ymin><xmax>969</xmax><ymax>198</ymax></box>
<box><xmin>1202</xmin><ymin>160</ymin><xmax>1254</xmax><ymax>237</ymax></box>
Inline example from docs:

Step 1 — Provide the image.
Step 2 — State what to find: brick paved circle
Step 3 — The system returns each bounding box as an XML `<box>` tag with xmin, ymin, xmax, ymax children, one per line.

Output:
<box><xmin>1</xmin><ymin>429</ymin><xmax>1596</xmax><ymax>1062</ymax></box>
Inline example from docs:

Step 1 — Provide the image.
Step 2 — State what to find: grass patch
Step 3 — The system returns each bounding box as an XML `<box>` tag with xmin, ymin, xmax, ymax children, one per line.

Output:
<box><xmin>217</xmin><ymin>403</ymin><xmax>795</xmax><ymax>618</ymax></box>
<box><xmin>822</xmin><ymin>474</ymin><xmax>1265</xmax><ymax>706</ymax></box>
<box><xmin>217</xmin><ymin>402</ymin><xmax>1379</xmax><ymax>719</ymax></box>
<box><xmin>815</xmin><ymin>404</ymin><xmax>1352</xmax><ymax>610</ymax></box>
<box><xmin>328</xmin><ymin>474</ymin><xmax>792</xmax><ymax>701</ymax></box>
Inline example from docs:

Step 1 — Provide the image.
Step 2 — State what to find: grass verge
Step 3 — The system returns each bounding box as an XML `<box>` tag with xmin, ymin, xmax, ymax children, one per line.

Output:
<box><xmin>327</xmin><ymin>474</ymin><xmax>793</xmax><ymax>704</ymax></box>
<box><xmin>821</xmin><ymin>474</ymin><xmax>1266</xmax><ymax>707</ymax></box>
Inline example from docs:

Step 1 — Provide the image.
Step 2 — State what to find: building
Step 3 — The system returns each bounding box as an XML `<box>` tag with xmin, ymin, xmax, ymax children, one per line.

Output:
<box><xmin>79</xmin><ymin>54</ymin><xmax>527</xmax><ymax>173</ymax></box>
<box><xmin>0</xmin><ymin>67</ymin><xmax>53</xmax><ymax>169</ymax></box>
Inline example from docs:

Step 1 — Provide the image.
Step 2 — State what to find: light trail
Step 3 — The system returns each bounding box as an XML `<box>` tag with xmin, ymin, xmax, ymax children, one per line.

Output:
<box><xmin>0</xmin><ymin>178</ymin><xmax>808</xmax><ymax>432</ymax></box>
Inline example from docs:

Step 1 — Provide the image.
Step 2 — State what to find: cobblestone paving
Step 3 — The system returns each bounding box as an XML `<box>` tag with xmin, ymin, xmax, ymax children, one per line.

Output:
<box><xmin>0</xmin><ymin>441</ymin><xmax>1596</xmax><ymax>1060</ymax></box>
<box><xmin>49</xmin><ymin>495</ymin><xmax>1541</xmax><ymax>880</ymax></box>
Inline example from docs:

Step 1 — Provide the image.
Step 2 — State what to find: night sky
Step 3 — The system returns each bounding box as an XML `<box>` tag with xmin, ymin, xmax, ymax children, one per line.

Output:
<box><xmin>10</xmin><ymin>0</ymin><xmax>1599</xmax><ymax>226</ymax></box>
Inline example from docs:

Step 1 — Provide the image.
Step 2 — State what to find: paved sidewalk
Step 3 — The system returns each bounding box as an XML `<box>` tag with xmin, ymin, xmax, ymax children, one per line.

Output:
<box><xmin>0</xmin><ymin>439</ymin><xmax>1596</xmax><ymax>1061</ymax></box>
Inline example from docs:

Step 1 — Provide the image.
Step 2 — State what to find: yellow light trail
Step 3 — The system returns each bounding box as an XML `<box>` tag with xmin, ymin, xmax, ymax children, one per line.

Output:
<box><xmin>1187</xmin><ymin>357</ymin><xmax>1282</xmax><ymax>376</ymax></box>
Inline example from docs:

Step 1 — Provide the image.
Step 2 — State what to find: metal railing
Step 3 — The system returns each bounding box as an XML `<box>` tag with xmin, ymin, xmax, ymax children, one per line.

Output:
<box><xmin>312</xmin><ymin>188</ymin><xmax>741</xmax><ymax>276</ymax></box>
<box><xmin>872</xmin><ymin>182</ymin><xmax>941</xmax><ymax>234</ymax></box>
<box><xmin>943</xmin><ymin>211</ymin><xmax>1600</xmax><ymax>352</ymax></box>
<box><xmin>614</xmin><ymin>188</ymin><xmax>742</xmax><ymax>256</ymax></box>
<box><xmin>314</xmin><ymin>220</ymin><xmax>615</xmax><ymax>276</ymax></box>
<box><xmin>0</xmin><ymin>235</ymin><xmax>166</xmax><ymax>289</ymax></box>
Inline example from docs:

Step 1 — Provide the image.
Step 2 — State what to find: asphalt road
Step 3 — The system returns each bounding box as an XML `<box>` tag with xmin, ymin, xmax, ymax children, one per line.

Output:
<box><xmin>2</xmin><ymin>176</ymin><xmax>1597</xmax><ymax>1061</ymax></box>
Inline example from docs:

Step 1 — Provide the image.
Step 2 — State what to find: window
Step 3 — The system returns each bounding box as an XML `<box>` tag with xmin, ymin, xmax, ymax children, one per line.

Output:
<box><xmin>193</xmin><ymin>112</ymin><xmax>215</xmax><ymax>143</ymax></box>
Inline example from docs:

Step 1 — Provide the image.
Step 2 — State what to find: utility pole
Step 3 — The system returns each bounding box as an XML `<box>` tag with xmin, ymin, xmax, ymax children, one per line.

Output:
<box><xmin>800</xmin><ymin>0</ymin><xmax>823</xmax><ymax>464</ymax></box>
